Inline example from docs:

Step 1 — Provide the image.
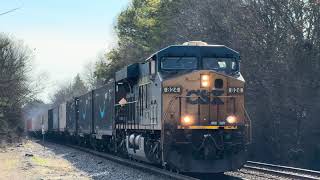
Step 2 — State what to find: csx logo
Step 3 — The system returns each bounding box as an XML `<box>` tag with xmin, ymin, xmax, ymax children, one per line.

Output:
<box><xmin>186</xmin><ymin>90</ymin><xmax>224</xmax><ymax>105</ymax></box>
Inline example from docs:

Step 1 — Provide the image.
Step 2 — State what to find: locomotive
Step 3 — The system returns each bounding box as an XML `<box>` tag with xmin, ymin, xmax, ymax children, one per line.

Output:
<box><xmin>28</xmin><ymin>41</ymin><xmax>251</xmax><ymax>173</ymax></box>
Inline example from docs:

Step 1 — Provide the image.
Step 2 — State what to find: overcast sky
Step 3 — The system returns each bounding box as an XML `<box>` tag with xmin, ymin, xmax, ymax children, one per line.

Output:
<box><xmin>0</xmin><ymin>0</ymin><xmax>129</xmax><ymax>102</ymax></box>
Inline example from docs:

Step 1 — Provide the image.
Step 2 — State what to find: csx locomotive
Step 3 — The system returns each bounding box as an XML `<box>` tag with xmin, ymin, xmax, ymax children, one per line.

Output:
<box><xmin>28</xmin><ymin>41</ymin><xmax>251</xmax><ymax>173</ymax></box>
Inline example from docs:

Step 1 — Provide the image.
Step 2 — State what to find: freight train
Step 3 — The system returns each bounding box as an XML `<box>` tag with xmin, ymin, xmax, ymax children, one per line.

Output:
<box><xmin>27</xmin><ymin>41</ymin><xmax>251</xmax><ymax>173</ymax></box>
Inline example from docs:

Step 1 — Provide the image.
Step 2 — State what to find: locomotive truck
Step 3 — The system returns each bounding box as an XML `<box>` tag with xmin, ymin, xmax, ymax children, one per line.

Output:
<box><xmin>28</xmin><ymin>41</ymin><xmax>251</xmax><ymax>173</ymax></box>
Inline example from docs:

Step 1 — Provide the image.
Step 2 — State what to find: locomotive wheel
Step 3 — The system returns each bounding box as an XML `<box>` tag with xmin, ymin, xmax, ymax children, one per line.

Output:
<box><xmin>90</xmin><ymin>137</ymin><xmax>97</xmax><ymax>150</ymax></box>
<box><xmin>76</xmin><ymin>137</ymin><xmax>82</xmax><ymax>146</ymax></box>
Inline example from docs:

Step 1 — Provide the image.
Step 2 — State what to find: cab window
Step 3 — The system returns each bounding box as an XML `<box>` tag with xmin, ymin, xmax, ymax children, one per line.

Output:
<box><xmin>202</xmin><ymin>57</ymin><xmax>238</xmax><ymax>73</ymax></box>
<box><xmin>161</xmin><ymin>57</ymin><xmax>198</xmax><ymax>70</ymax></box>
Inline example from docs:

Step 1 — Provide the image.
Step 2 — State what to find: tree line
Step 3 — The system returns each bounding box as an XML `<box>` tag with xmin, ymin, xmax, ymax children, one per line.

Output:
<box><xmin>92</xmin><ymin>0</ymin><xmax>320</xmax><ymax>170</ymax></box>
<box><xmin>0</xmin><ymin>34</ymin><xmax>33</xmax><ymax>142</ymax></box>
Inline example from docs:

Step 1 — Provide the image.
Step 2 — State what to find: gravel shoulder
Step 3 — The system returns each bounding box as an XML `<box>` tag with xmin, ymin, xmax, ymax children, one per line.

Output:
<box><xmin>0</xmin><ymin>139</ymin><xmax>168</xmax><ymax>180</ymax></box>
<box><xmin>0</xmin><ymin>139</ymin><xmax>296</xmax><ymax>180</ymax></box>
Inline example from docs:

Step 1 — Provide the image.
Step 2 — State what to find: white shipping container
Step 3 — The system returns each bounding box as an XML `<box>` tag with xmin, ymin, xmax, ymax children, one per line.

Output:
<box><xmin>53</xmin><ymin>107</ymin><xmax>59</xmax><ymax>130</ymax></box>
<box><xmin>41</xmin><ymin>111</ymin><xmax>48</xmax><ymax>131</ymax></box>
<box><xmin>59</xmin><ymin>103</ymin><xmax>67</xmax><ymax>132</ymax></box>
<box><xmin>31</xmin><ymin>115</ymin><xmax>42</xmax><ymax>131</ymax></box>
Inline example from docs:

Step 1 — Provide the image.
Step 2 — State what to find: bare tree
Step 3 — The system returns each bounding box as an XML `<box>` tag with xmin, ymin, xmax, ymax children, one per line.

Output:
<box><xmin>82</xmin><ymin>61</ymin><xmax>97</xmax><ymax>90</ymax></box>
<box><xmin>0</xmin><ymin>33</ymin><xmax>34</xmax><ymax>141</ymax></box>
<box><xmin>82</xmin><ymin>58</ymin><xmax>105</xmax><ymax>90</ymax></box>
<box><xmin>50</xmin><ymin>74</ymin><xmax>88</xmax><ymax>106</ymax></box>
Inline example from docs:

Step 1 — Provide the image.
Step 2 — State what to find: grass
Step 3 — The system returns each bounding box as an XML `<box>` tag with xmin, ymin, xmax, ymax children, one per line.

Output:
<box><xmin>31</xmin><ymin>156</ymin><xmax>48</xmax><ymax>166</ymax></box>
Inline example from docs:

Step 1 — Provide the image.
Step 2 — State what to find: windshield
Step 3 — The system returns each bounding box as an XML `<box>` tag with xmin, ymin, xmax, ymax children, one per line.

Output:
<box><xmin>161</xmin><ymin>57</ymin><xmax>198</xmax><ymax>70</ymax></box>
<box><xmin>202</xmin><ymin>57</ymin><xmax>238</xmax><ymax>73</ymax></box>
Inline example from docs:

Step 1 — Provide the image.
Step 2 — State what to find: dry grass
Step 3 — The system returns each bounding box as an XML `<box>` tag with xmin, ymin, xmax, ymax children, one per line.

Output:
<box><xmin>0</xmin><ymin>140</ymin><xmax>90</xmax><ymax>180</ymax></box>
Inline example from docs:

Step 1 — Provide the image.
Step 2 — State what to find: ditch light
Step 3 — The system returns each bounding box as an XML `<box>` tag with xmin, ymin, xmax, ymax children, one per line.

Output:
<box><xmin>201</xmin><ymin>74</ymin><xmax>210</xmax><ymax>88</ymax></box>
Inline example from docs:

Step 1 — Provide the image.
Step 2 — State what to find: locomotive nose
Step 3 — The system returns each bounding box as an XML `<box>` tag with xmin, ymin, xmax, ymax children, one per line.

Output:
<box><xmin>162</xmin><ymin>69</ymin><xmax>247</xmax><ymax>129</ymax></box>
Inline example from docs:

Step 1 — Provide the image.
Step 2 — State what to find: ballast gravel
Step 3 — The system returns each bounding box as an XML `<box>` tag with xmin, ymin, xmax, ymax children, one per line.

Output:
<box><xmin>0</xmin><ymin>139</ymin><xmax>300</xmax><ymax>180</ymax></box>
<box><xmin>45</xmin><ymin>142</ymin><xmax>170</xmax><ymax>180</ymax></box>
<box><xmin>0</xmin><ymin>139</ymin><xmax>168</xmax><ymax>180</ymax></box>
<box><xmin>225</xmin><ymin>169</ymin><xmax>294</xmax><ymax>180</ymax></box>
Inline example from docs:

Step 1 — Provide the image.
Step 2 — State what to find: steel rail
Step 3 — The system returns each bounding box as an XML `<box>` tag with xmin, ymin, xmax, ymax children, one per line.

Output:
<box><xmin>243</xmin><ymin>161</ymin><xmax>320</xmax><ymax>180</ymax></box>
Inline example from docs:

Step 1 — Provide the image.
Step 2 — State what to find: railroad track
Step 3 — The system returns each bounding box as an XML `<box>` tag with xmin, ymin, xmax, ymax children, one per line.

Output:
<box><xmin>243</xmin><ymin>161</ymin><xmax>320</xmax><ymax>180</ymax></box>
<box><xmin>41</xmin><ymin>140</ymin><xmax>320</xmax><ymax>180</ymax></box>
<box><xmin>60</xmin><ymin>143</ymin><xmax>199</xmax><ymax>180</ymax></box>
<box><xmin>43</xmin><ymin>140</ymin><xmax>233</xmax><ymax>180</ymax></box>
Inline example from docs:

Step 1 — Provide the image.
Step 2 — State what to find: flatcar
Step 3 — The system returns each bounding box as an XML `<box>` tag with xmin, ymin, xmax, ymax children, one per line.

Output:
<box><xmin>31</xmin><ymin>41</ymin><xmax>251</xmax><ymax>173</ymax></box>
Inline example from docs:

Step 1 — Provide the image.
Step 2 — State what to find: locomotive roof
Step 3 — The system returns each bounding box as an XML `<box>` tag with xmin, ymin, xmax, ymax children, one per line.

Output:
<box><xmin>147</xmin><ymin>44</ymin><xmax>240</xmax><ymax>61</ymax></box>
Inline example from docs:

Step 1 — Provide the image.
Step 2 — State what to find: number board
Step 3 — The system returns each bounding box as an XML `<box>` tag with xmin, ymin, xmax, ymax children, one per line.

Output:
<box><xmin>228</xmin><ymin>87</ymin><xmax>244</xmax><ymax>94</ymax></box>
<box><xmin>163</xmin><ymin>86</ymin><xmax>182</xmax><ymax>94</ymax></box>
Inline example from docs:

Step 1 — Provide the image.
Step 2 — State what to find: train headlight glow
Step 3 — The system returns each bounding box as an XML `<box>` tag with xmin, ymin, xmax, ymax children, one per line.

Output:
<box><xmin>201</xmin><ymin>75</ymin><xmax>210</xmax><ymax>88</ymax></box>
<box><xmin>181</xmin><ymin>115</ymin><xmax>194</xmax><ymax>126</ymax></box>
<box><xmin>226</xmin><ymin>115</ymin><xmax>237</xmax><ymax>124</ymax></box>
<box><xmin>201</xmin><ymin>81</ymin><xmax>209</xmax><ymax>87</ymax></box>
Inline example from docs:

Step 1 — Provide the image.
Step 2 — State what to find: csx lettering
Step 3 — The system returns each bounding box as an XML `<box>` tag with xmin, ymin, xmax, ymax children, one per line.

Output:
<box><xmin>186</xmin><ymin>90</ymin><xmax>224</xmax><ymax>105</ymax></box>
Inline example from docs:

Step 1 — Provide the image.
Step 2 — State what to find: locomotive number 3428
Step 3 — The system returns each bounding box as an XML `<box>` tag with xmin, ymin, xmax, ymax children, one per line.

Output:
<box><xmin>163</xmin><ymin>86</ymin><xmax>181</xmax><ymax>93</ymax></box>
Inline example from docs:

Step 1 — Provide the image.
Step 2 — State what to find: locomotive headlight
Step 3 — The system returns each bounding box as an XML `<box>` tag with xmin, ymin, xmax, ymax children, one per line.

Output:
<box><xmin>226</xmin><ymin>115</ymin><xmax>237</xmax><ymax>124</ymax></box>
<box><xmin>181</xmin><ymin>115</ymin><xmax>194</xmax><ymax>126</ymax></box>
<box><xmin>201</xmin><ymin>74</ymin><xmax>210</xmax><ymax>88</ymax></box>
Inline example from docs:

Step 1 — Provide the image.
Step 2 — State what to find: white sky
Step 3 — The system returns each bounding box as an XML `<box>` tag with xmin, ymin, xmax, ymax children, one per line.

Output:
<box><xmin>0</xmin><ymin>0</ymin><xmax>129</xmax><ymax>102</ymax></box>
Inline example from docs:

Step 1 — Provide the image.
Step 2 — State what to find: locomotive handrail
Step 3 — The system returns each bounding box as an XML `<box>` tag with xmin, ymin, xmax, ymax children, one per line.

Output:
<box><xmin>175</xmin><ymin>95</ymin><xmax>242</xmax><ymax>98</ymax></box>
<box><xmin>242</xmin><ymin>104</ymin><xmax>252</xmax><ymax>144</ymax></box>
<box><xmin>114</xmin><ymin>100</ymin><xmax>137</xmax><ymax>106</ymax></box>
<box><xmin>161</xmin><ymin>95</ymin><xmax>180</xmax><ymax>165</ymax></box>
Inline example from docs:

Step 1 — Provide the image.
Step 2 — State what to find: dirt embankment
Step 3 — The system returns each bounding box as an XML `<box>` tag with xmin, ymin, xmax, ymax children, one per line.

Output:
<box><xmin>0</xmin><ymin>139</ymin><xmax>168</xmax><ymax>180</ymax></box>
<box><xmin>0</xmin><ymin>140</ymin><xmax>90</xmax><ymax>180</ymax></box>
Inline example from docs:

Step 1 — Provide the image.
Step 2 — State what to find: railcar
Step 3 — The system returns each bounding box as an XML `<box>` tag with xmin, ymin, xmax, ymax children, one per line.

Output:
<box><xmin>31</xmin><ymin>41</ymin><xmax>251</xmax><ymax>173</ymax></box>
<box><xmin>58</xmin><ymin>103</ymin><xmax>67</xmax><ymax>132</ymax></box>
<box><xmin>26</xmin><ymin>115</ymin><xmax>41</xmax><ymax>135</ymax></box>
<box><xmin>25</xmin><ymin>109</ymin><xmax>48</xmax><ymax>136</ymax></box>
<box><xmin>66</xmin><ymin>99</ymin><xmax>77</xmax><ymax>135</ymax></box>
<box><xmin>52</xmin><ymin>106</ymin><xmax>59</xmax><ymax>131</ymax></box>
<box><xmin>77</xmin><ymin>92</ymin><xmax>92</xmax><ymax>138</ymax></box>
